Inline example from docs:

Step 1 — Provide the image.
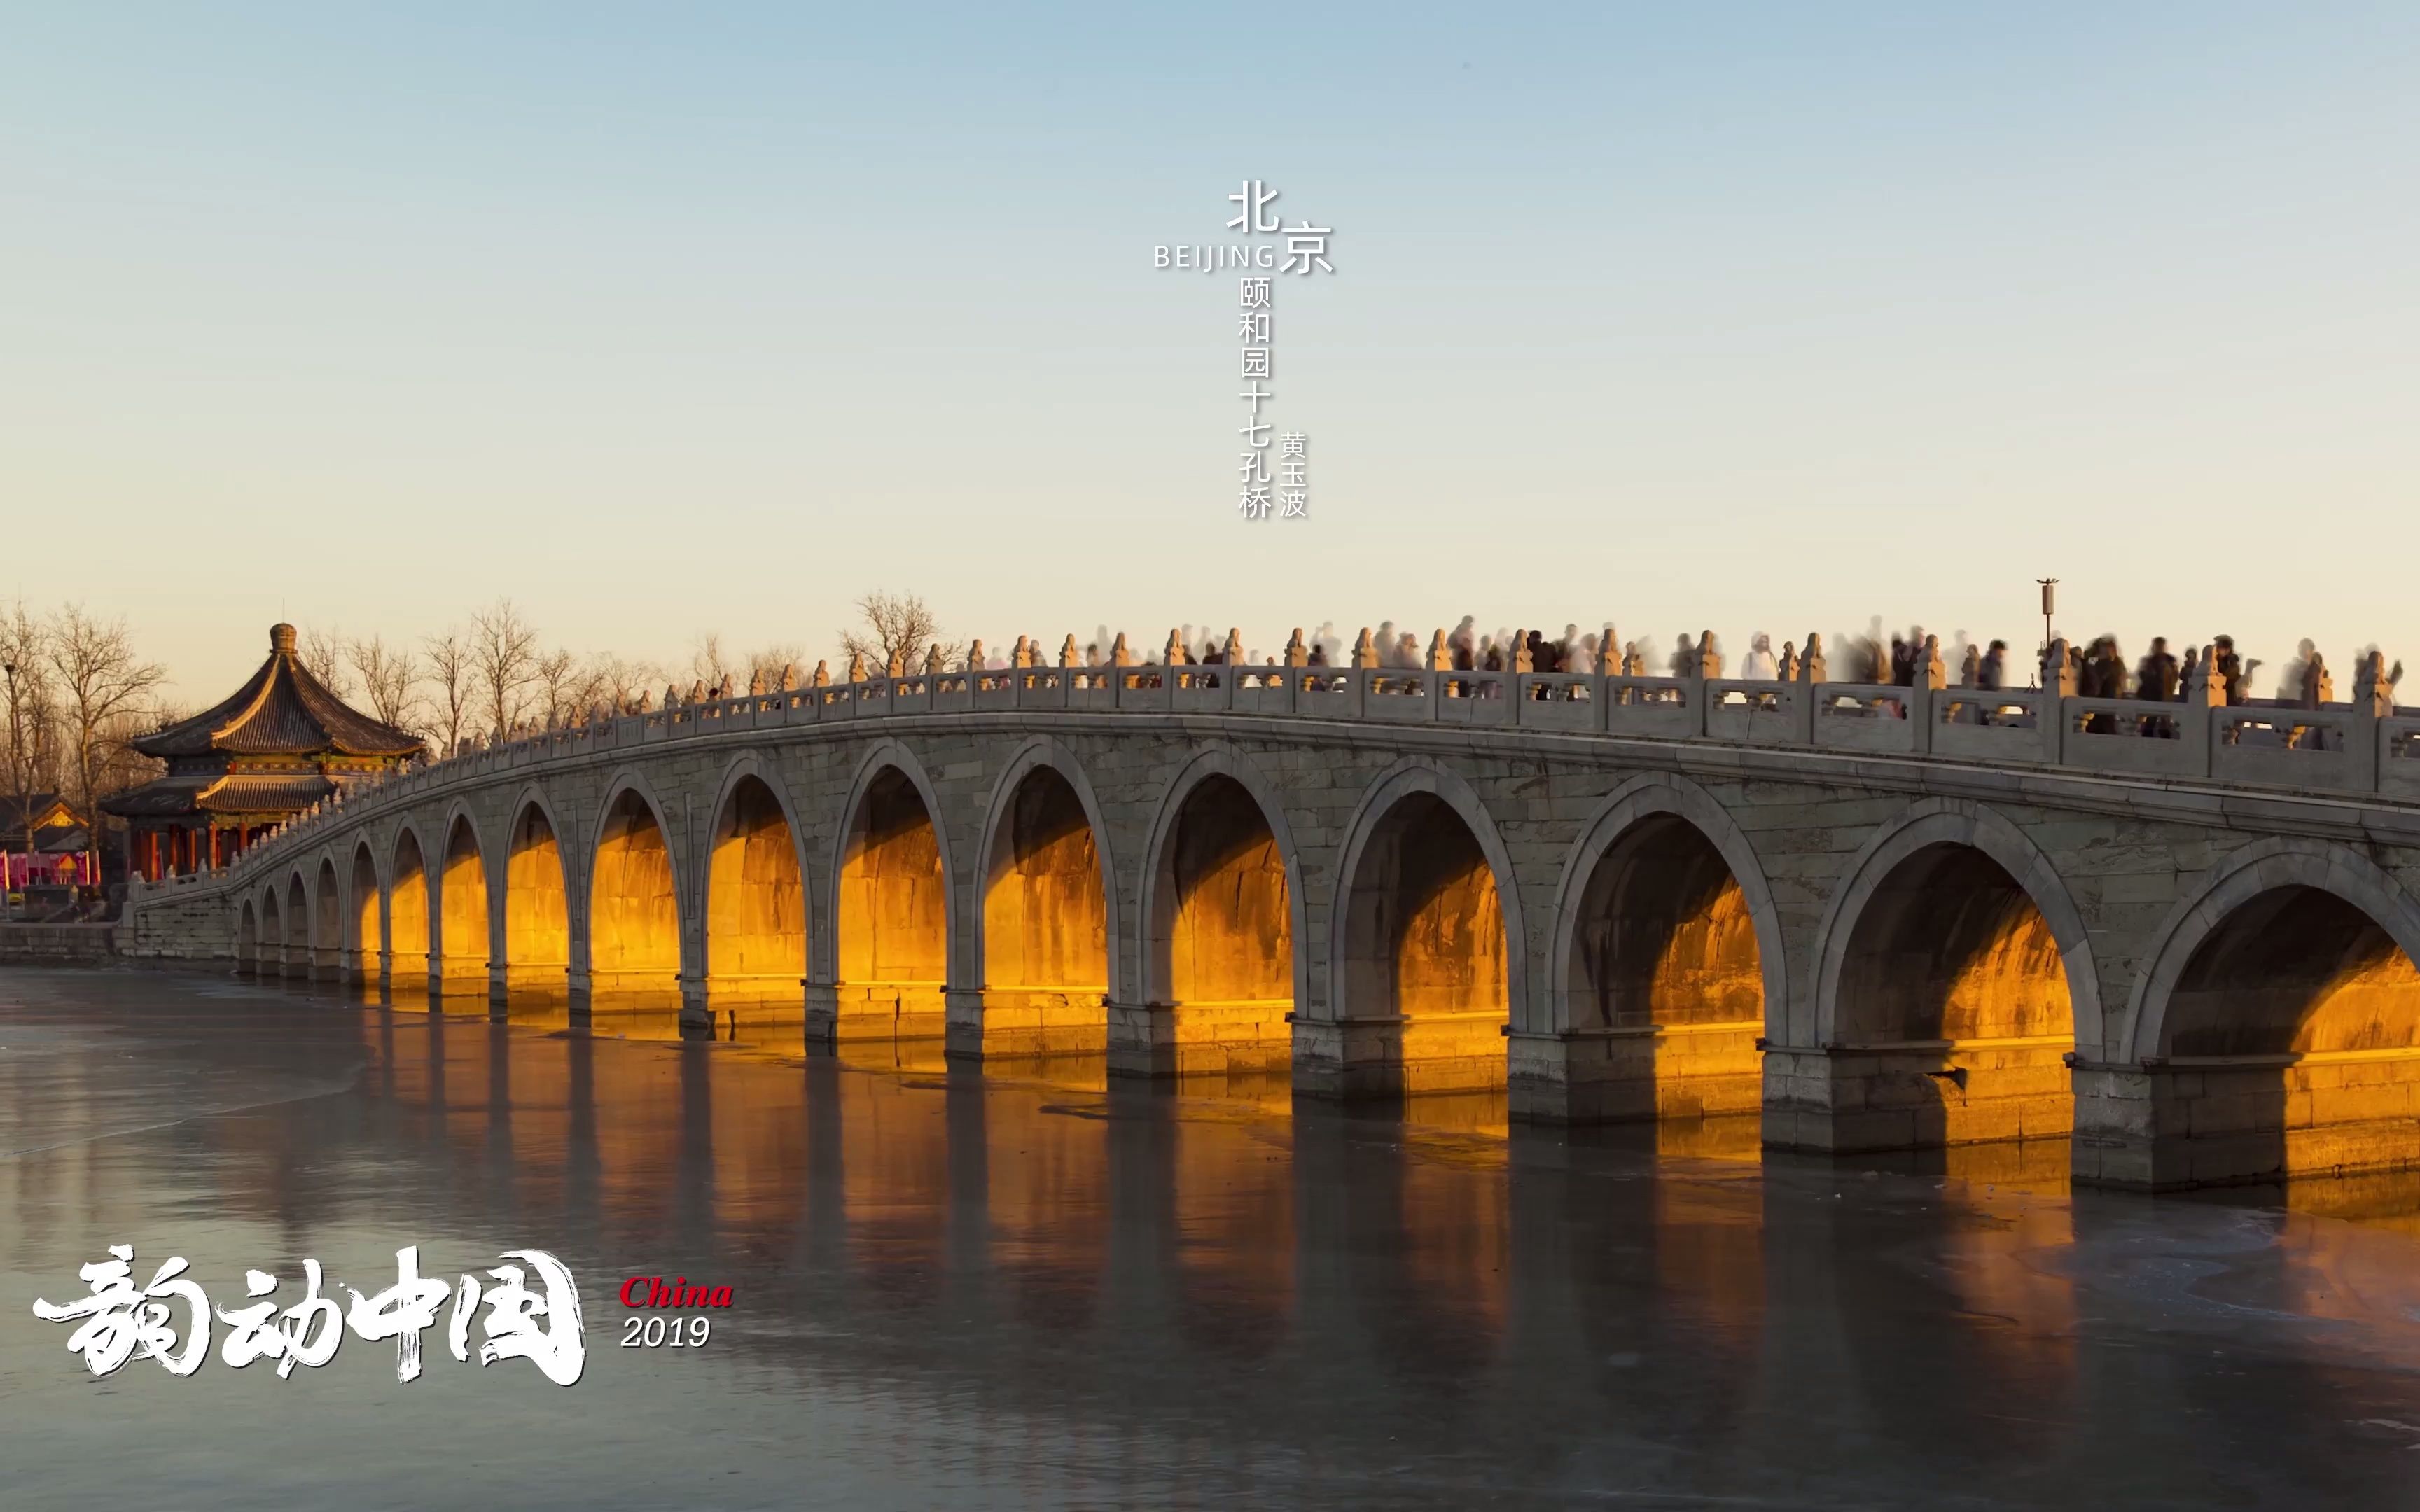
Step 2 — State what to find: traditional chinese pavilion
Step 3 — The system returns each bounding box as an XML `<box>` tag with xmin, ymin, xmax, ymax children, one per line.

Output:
<box><xmin>1</xmin><ymin>792</ymin><xmax>87</xmax><ymax>889</ymax></box>
<box><xmin>104</xmin><ymin>623</ymin><xmax>426</xmax><ymax>881</ymax></box>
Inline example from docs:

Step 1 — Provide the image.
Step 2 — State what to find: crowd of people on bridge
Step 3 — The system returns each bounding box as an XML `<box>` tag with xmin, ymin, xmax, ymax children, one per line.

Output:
<box><xmin>464</xmin><ymin>622</ymin><xmax>2404</xmax><ymax>753</ymax></box>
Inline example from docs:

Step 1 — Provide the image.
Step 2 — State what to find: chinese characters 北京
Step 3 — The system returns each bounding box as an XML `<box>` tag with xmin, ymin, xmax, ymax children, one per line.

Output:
<box><xmin>32</xmin><ymin>1243</ymin><xmax>586</xmax><ymax>1386</ymax></box>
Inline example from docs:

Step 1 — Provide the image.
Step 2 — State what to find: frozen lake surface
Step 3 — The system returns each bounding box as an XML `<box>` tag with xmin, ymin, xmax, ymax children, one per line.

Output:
<box><xmin>4</xmin><ymin>966</ymin><xmax>2420</xmax><ymax>1508</ymax></box>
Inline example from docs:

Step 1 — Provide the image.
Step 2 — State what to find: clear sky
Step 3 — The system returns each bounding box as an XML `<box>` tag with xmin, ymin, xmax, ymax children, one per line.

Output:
<box><xmin>5</xmin><ymin>4</ymin><xmax>2415</xmax><ymax>702</ymax></box>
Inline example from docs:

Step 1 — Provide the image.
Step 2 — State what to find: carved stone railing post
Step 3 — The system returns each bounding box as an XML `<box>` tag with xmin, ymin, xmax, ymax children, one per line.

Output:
<box><xmin>2352</xmin><ymin>649</ymin><xmax>2394</xmax><ymax>793</ymax></box>
<box><xmin>2041</xmin><ymin>637</ymin><xmax>2075</xmax><ymax>766</ymax></box>
<box><xmin>1912</xmin><ymin>634</ymin><xmax>1945</xmax><ymax>755</ymax></box>
<box><xmin>2185</xmin><ymin>642</ymin><xmax>2223</xmax><ymax>778</ymax></box>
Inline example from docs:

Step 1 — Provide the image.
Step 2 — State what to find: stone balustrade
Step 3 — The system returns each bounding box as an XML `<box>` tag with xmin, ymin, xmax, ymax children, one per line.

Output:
<box><xmin>149</xmin><ymin>652</ymin><xmax>2418</xmax><ymax>906</ymax></box>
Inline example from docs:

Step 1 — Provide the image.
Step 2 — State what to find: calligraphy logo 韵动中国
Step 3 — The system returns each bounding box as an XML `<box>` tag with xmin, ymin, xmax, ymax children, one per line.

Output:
<box><xmin>31</xmin><ymin>1243</ymin><xmax>585</xmax><ymax>1385</ymax></box>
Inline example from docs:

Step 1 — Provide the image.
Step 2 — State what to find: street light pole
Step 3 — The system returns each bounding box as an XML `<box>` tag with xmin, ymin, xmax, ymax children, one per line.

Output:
<box><xmin>1</xmin><ymin>659</ymin><xmax>19</xmax><ymax>906</ymax></box>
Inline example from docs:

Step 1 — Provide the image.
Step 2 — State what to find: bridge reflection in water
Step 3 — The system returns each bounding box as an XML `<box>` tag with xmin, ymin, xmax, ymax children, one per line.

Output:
<box><xmin>352</xmin><ymin>983</ymin><xmax>2420</xmax><ymax>1499</ymax></box>
<box><xmin>357</xmin><ymin>986</ymin><xmax>2101</xmax><ymax>1432</ymax></box>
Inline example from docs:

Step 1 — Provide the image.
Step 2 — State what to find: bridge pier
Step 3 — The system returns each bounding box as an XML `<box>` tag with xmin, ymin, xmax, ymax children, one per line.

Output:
<box><xmin>501</xmin><ymin>962</ymin><xmax>569</xmax><ymax>997</ymax></box>
<box><xmin>805</xmin><ymin>980</ymin><xmax>949</xmax><ymax>1049</ymax></box>
<box><xmin>340</xmin><ymin>947</ymin><xmax>368</xmax><ymax>987</ymax></box>
<box><xmin>1760</xmin><ymin>1043</ymin><xmax>2073</xmax><ymax>1153</ymax></box>
<box><xmin>1290</xmin><ymin>1013</ymin><xmax>1508</xmax><ymax>1099</ymax></box>
<box><xmin>943</xmin><ymin>986</ymin><xmax>1108</xmax><ymax>1060</ymax></box>
<box><xmin>1507</xmin><ymin>1023</ymin><xmax>1764</xmax><ymax>1124</ymax></box>
<box><xmin>2075</xmin><ymin>1056</ymin><xmax>2420</xmax><ymax>1189</ymax></box>
<box><xmin>1106</xmin><ymin>999</ymin><xmax>1291</xmax><ymax>1077</ymax></box>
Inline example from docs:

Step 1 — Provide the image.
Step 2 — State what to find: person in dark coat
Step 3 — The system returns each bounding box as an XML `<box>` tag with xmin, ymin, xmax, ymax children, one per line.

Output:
<box><xmin>2212</xmin><ymin>636</ymin><xmax>2245</xmax><ymax>706</ymax></box>
<box><xmin>1526</xmin><ymin>629</ymin><xmax>1554</xmax><ymax>676</ymax></box>
<box><xmin>2082</xmin><ymin>636</ymin><xmax>2125</xmax><ymax>732</ymax></box>
<box><xmin>2137</xmin><ymin>637</ymin><xmax>2179</xmax><ymax>701</ymax></box>
<box><xmin>2136</xmin><ymin>636</ymin><xmax>2180</xmax><ymax>736</ymax></box>
<box><xmin>1977</xmin><ymin>640</ymin><xmax>2007</xmax><ymax>692</ymax></box>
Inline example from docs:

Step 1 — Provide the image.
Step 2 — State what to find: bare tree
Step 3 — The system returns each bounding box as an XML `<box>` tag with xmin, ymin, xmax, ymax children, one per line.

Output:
<box><xmin>300</xmin><ymin>625</ymin><xmax>353</xmax><ymax>698</ymax></box>
<box><xmin>90</xmin><ymin>704</ymin><xmax>167</xmax><ymax>816</ymax></box>
<box><xmin>422</xmin><ymin>628</ymin><xmax>475</xmax><ymax>755</ymax></box>
<box><xmin>746</xmin><ymin>642</ymin><xmax>807</xmax><ymax>691</ymax></box>
<box><xmin>583</xmin><ymin>652</ymin><xmax>660</xmax><ymax>715</ymax></box>
<box><xmin>531</xmin><ymin>650</ymin><xmax>580</xmax><ymax>727</ymax></box>
<box><xmin>839</xmin><ymin>590</ymin><xmax>942</xmax><ymax>673</ymax></box>
<box><xmin>470</xmin><ymin>598</ymin><xmax>540</xmax><ymax>734</ymax></box>
<box><xmin>45</xmin><ymin>605</ymin><xmax>166</xmax><ymax>885</ymax></box>
<box><xmin>2</xmin><ymin>602</ymin><xmax>60</xmax><ymax>874</ymax></box>
<box><xmin>688</xmin><ymin>634</ymin><xmax>735</xmax><ymax>695</ymax></box>
<box><xmin>347</xmin><ymin>634</ymin><xmax>423</xmax><ymax>732</ymax></box>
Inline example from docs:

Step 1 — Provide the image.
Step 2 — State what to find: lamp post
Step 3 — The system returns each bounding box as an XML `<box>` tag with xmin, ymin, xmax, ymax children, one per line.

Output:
<box><xmin>2</xmin><ymin>658</ymin><xmax>20</xmax><ymax>906</ymax></box>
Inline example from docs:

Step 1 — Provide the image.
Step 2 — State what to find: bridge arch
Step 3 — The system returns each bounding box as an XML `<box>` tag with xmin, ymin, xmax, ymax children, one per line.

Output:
<box><xmin>1139</xmin><ymin>746</ymin><xmax>1307</xmax><ymax>1056</ymax></box>
<box><xmin>2128</xmin><ymin>838</ymin><xmax>2420</xmax><ymax>1059</ymax></box>
<box><xmin>312</xmin><ymin>855</ymin><xmax>340</xmax><ymax>980</ymax></box>
<box><xmin>1550</xmin><ymin>773</ymin><xmax>1786</xmax><ymax>1034</ymax></box>
<box><xmin>237</xmin><ymin>896</ymin><xmax>260</xmax><ymax>976</ymax></box>
<box><xmin>503</xmin><ymin>788</ymin><xmax>573</xmax><ymax>996</ymax></box>
<box><xmin>2120</xmin><ymin>838</ymin><xmax>2420</xmax><ymax>1182</ymax></box>
<box><xmin>702</xmin><ymin>755</ymin><xmax>811</xmax><ymax>1007</ymax></box>
<box><xmin>826</xmin><ymin>740</ymin><xmax>955</xmax><ymax>1043</ymax></box>
<box><xmin>972</xmin><ymin>738</ymin><xmax>1118</xmax><ymax>1054</ymax></box>
<box><xmin>1811</xmin><ymin>799</ymin><xmax>2096</xmax><ymax>1147</ymax></box>
<box><xmin>346</xmin><ymin>839</ymin><xmax>381</xmax><ymax>978</ymax></box>
<box><xmin>1326</xmin><ymin>757</ymin><xmax>1527</xmax><ymax>1095</ymax></box>
<box><xmin>436</xmin><ymin>806</ymin><xmax>493</xmax><ymax>988</ymax></box>
<box><xmin>1538</xmin><ymin>774</ymin><xmax>1783</xmax><ymax>1120</ymax></box>
<box><xmin>260</xmin><ymin>886</ymin><xmax>285</xmax><ymax>978</ymax></box>
<box><xmin>389</xmin><ymin>823</ymin><xmax>432</xmax><ymax>981</ymax></box>
<box><xmin>587</xmin><ymin>771</ymin><xmax>685</xmax><ymax>999</ymax></box>
<box><xmin>283</xmin><ymin>871</ymin><xmax>309</xmax><ymax>979</ymax></box>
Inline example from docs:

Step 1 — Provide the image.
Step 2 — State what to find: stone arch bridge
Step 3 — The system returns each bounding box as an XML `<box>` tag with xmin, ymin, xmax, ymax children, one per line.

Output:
<box><xmin>123</xmin><ymin>657</ymin><xmax>2420</xmax><ymax>1191</ymax></box>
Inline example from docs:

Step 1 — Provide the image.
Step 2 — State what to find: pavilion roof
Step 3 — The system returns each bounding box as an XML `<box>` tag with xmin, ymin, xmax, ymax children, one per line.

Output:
<box><xmin>100</xmin><ymin>771</ymin><xmax>338</xmax><ymax>820</ymax></box>
<box><xmin>0</xmin><ymin>793</ymin><xmax>78</xmax><ymax>832</ymax></box>
<box><xmin>134</xmin><ymin>624</ymin><xmax>424</xmax><ymax>760</ymax></box>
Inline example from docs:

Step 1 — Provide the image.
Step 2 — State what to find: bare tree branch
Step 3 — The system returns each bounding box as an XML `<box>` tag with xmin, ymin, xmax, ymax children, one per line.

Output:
<box><xmin>44</xmin><ymin>605</ymin><xmax>166</xmax><ymax>882</ymax></box>
<box><xmin>300</xmin><ymin>626</ymin><xmax>353</xmax><ymax>698</ymax></box>
<box><xmin>422</xmin><ymin>628</ymin><xmax>475</xmax><ymax>755</ymax></box>
<box><xmin>838</xmin><ymin>590</ymin><xmax>941</xmax><ymax>674</ymax></box>
<box><xmin>470</xmin><ymin>598</ymin><xmax>540</xmax><ymax>735</ymax></box>
<box><xmin>531</xmin><ymin>649</ymin><xmax>580</xmax><ymax>727</ymax></box>
<box><xmin>746</xmin><ymin>643</ymin><xmax>805</xmax><ymax>692</ymax></box>
<box><xmin>581</xmin><ymin>653</ymin><xmax>661</xmax><ymax>716</ymax></box>
<box><xmin>346</xmin><ymin>634</ymin><xmax>423</xmax><ymax>733</ymax></box>
<box><xmin>1</xmin><ymin>602</ymin><xmax>60</xmax><ymax>874</ymax></box>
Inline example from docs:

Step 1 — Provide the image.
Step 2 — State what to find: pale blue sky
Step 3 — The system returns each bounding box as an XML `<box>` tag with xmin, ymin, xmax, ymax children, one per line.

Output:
<box><xmin>4</xmin><ymin>4</ymin><xmax>2414</xmax><ymax>701</ymax></box>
